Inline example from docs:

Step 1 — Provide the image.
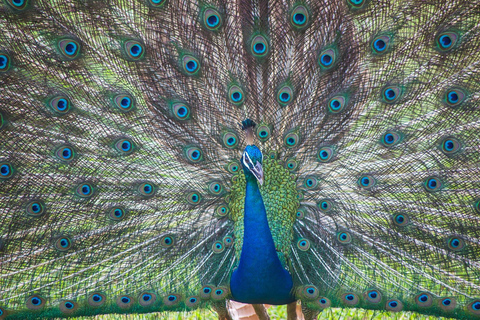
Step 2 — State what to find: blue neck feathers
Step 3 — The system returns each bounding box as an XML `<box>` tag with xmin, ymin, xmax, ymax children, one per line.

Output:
<box><xmin>230</xmin><ymin>173</ymin><xmax>294</xmax><ymax>305</ymax></box>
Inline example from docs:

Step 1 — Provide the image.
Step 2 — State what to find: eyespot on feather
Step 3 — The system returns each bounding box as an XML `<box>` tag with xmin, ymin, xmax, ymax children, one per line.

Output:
<box><xmin>108</xmin><ymin>206</ymin><xmax>127</xmax><ymax>221</ymax></box>
<box><xmin>290</xmin><ymin>5</ymin><xmax>310</xmax><ymax>30</ymax></box>
<box><xmin>4</xmin><ymin>0</ymin><xmax>29</xmax><ymax>11</ymax></box>
<box><xmin>59</xmin><ymin>300</ymin><xmax>78</xmax><ymax>314</ymax></box>
<box><xmin>160</xmin><ymin>235</ymin><xmax>175</xmax><ymax>248</ymax></box>
<box><xmin>277</xmin><ymin>85</ymin><xmax>294</xmax><ymax>107</ymax></box>
<box><xmin>444</xmin><ymin>88</ymin><xmax>466</xmax><ymax>107</ymax></box>
<box><xmin>58</xmin><ymin>38</ymin><xmax>81</xmax><ymax>60</ymax></box>
<box><xmin>185</xmin><ymin>296</ymin><xmax>201</xmax><ymax>308</ymax></box>
<box><xmin>365</xmin><ymin>289</ymin><xmax>382</xmax><ymax>304</ymax></box>
<box><xmin>250</xmin><ymin>34</ymin><xmax>269</xmax><ymax>58</ymax></box>
<box><xmin>182</xmin><ymin>55</ymin><xmax>201</xmax><ymax>75</ymax></box>
<box><xmin>163</xmin><ymin>294</ymin><xmax>181</xmax><ymax>306</ymax></box>
<box><xmin>171</xmin><ymin>102</ymin><xmax>191</xmax><ymax>121</ymax></box>
<box><xmin>316</xmin><ymin>297</ymin><xmax>331</xmax><ymax>308</ymax></box>
<box><xmin>48</xmin><ymin>95</ymin><xmax>72</xmax><ymax>115</ymax></box>
<box><xmin>116</xmin><ymin>295</ymin><xmax>134</xmax><ymax>309</ymax></box>
<box><xmin>137</xmin><ymin>182</ymin><xmax>156</xmax><ymax>197</ymax></box>
<box><xmin>228</xmin><ymin>85</ymin><xmax>245</xmax><ymax>106</ymax></box>
<box><xmin>392</xmin><ymin>213</ymin><xmax>410</xmax><ymax>227</ymax></box>
<box><xmin>25</xmin><ymin>200</ymin><xmax>46</xmax><ymax>217</ymax></box>
<box><xmin>297</xmin><ymin>238</ymin><xmax>310</xmax><ymax>251</ymax></box>
<box><xmin>0</xmin><ymin>53</ymin><xmax>11</xmax><ymax>72</ymax></box>
<box><xmin>185</xmin><ymin>146</ymin><xmax>203</xmax><ymax>163</ymax></box>
<box><xmin>113</xmin><ymin>94</ymin><xmax>135</xmax><ymax>112</ymax></box>
<box><xmin>147</xmin><ymin>0</ymin><xmax>167</xmax><ymax>8</ymax></box>
<box><xmin>381</xmin><ymin>85</ymin><xmax>402</xmax><ymax>104</ymax></box>
<box><xmin>26</xmin><ymin>295</ymin><xmax>45</xmax><ymax>310</ymax></box>
<box><xmin>138</xmin><ymin>292</ymin><xmax>156</xmax><ymax>307</ymax></box>
<box><xmin>358</xmin><ymin>175</ymin><xmax>376</xmax><ymax>189</ymax></box>
<box><xmin>212</xmin><ymin>241</ymin><xmax>224</xmax><ymax>253</ymax></box>
<box><xmin>447</xmin><ymin>236</ymin><xmax>465</xmax><ymax>251</ymax></box>
<box><xmin>123</xmin><ymin>40</ymin><xmax>145</xmax><ymax>61</ymax></box>
<box><xmin>424</xmin><ymin>177</ymin><xmax>443</xmax><ymax>193</ymax></box>
<box><xmin>222</xmin><ymin>131</ymin><xmax>239</xmax><ymax>149</ymax></box>
<box><xmin>341</xmin><ymin>293</ymin><xmax>359</xmax><ymax>306</ymax></box>
<box><xmin>386</xmin><ymin>299</ymin><xmax>403</xmax><ymax>312</ymax></box>
<box><xmin>318</xmin><ymin>47</ymin><xmax>338</xmax><ymax>71</ymax></box>
<box><xmin>438</xmin><ymin>297</ymin><xmax>456</xmax><ymax>312</ymax></box>
<box><xmin>415</xmin><ymin>292</ymin><xmax>433</xmax><ymax>308</ymax></box>
<box><xmin>202</xmin><ymin>7</ymin><xmax>222</xmax><ymax>31</ymax></box>
<box><xmin>200</xmin><ymin>285</ymin><xmax>213</xmax><ymax>299</ymax></box>
<box><xmin>284</xmin><ymin>132</ymin><xmax>300</xmax><ymax>148</ymax></box>
<box><xmin>435</xmin><ymin>31</ymin><xmax>459</xmax><ymax>52</ymax></box>
<box><xmin>256</xmin><ymin>123</ymin><xmax>271</xmax><ymax>142</ymax></box>
<box><xmin>212</xmin><ymin>287</ymin><xmax>229</xmax><ymax>300</ymax></box>
<box><xmin>186</xmin><ymin>191</ymin><xmax>202</xmax><ymax>205</ymax></box>
<box><xmin>301</xmin><ymin>285</ymin><xmax>319</xmax><ymax>300</ymax></box>
<box><xmin>337</xmin><ymin>231</ymin><xmax>352</xmax><ymax>244</ymax></box>
<box><xmin>75</xmin><ymin>183</ymin><xmax>94</xmax><ymax>198</ymax></box>
<box><xmin>467</xmin><ymin>299</ymin><xmax>480</xmax><ymax>315</ymax></box>
<box><xmin>285</xmin><ymin>158</ymin><xmax>299</xmax><ymax>171</ymax></box>
<box><xmin>88</xmin><ymin>292</ymin><xmax>106</xmax><ymax>307</ymax></box>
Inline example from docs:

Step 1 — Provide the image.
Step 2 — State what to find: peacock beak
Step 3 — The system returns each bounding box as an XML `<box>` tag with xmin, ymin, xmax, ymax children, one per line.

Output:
<box><xmin>251</xmin><ymin>162</ymin><xmax>264</xmax><ymax>186</ymax></box>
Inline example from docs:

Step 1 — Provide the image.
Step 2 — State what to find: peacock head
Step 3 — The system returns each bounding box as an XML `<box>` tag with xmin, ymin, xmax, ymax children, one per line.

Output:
<box><xmin>242</xmin><ymin>145</ymin><xmax>264</xmax><ymax>185</ymax></box>
<box><xmin>240</xmin><ymin>119</ymin><xmax>264</xmax><ymax>185</ymax></box>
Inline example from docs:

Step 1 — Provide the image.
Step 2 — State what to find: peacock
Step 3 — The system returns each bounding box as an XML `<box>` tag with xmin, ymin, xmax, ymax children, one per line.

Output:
<box><xmin>0</xmin><ymin>0</ymin><xmax>479</xmax><ymax>319</ymax></box>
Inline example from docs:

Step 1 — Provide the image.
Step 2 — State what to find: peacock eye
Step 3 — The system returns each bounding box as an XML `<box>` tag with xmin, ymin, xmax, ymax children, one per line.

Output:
<box><xmin>290</xmin><ymin>5</ymin><xmax>309</xmax><ymax>29</ymax></box>
<box><xmin>386</xmin><ymin>299</ymin><xmax>403</xmax><ymax>312</ymax></box>
<box><xmin>277</xmin><ymin>85</ymin><xmax>294</xmax><ymax>107</ymax></box>
<box><xmin>436</xmin><ymin>31</ymin><xmax>459</xmax><ymax>52</ymax></box>
<box><xmin>0</xmin><ymin>53</ymin><xmax>11</xmax><ymax>71</ymax></box>
<box><xmin>160</xmin><ymin>235</ymin><xmax>175</xmax><ymax>248</ymax></box>
<box><xmin>440</xmin><ymin>137</ymin><xmax>461</xmax><ymax>155</ymax></box>
<box><xmin>381</xmin><ymin>85</ymin><xmax>402</xmax><ymax>103</ymax></box>
<box><xmin>203</xmin><ymin>8</ymin><xmax>222</xmax><ymax>31</ymax></box>
<box><xmin>371</xmin><ymin>35</ymin><xmax>392</xmax><ymax>54</ymax></box>
<box><xmin>347</xmin><ymin>0</ymin><xmax>366</xmax><ymax>9</ymax></box>
<box><xmin>317</xmin><ymin>146</ymin><xmax>335</xmax><ymax>162</ymax></box>
<box><xmin>0</xmin><ymin>162</ymin><xmax>14</xmax><ymax>180</ymax></box>
<box><xmin>212</xmin><ymin>241</ymin><xmax>224</xmax><ymax>253</ymax></box>
<box><xmin>327</xmin><ymin>96</ymin><xmax>346</xmax><ymax>114</ymax></box>
<box><xmin>182</xmin><ymin>55</ymin><xmax>201</xmax><ymax>75</ymax></box>
<box><xmin>228</xmin><ymin>85</ymin><xmax>245</xmax><ymax>105</ymax></box>
<box><xmin>250</xmin><ymin>35</ymin><xmax>269</xmax><ymax>58</ymax></box>
<box><xmin>365</xmin><ymin>289</ymin><xmax>382</xmax><ymax>303</ymax></box>
<box><xmin>337</xmin><ymin>231</ymin><xmax>352</xmax><ymax>244</ymax></box>
<box><xmin>222</xmin><ymin>132</ymin><xmax>239</xmax><ymax>149</ymax></box>
<box><xmin>5</xmin><ymin>0</ymin><xmax>29</xmax><ymax>10</ymax></box>
<box><xmin>297</xmin><ymin>238</ymin><xmax>310</xmax><ymax>251</ymax></box>
<box><xmin>318</xmin><ymin>47</ymin><xmax>338</xmax><ymax>71</ymax></box>
<box><xmin>424</xmin><ymin>176</ymin><xmax>443</xmax><ymax>192</ymax></box>
<box><xmin>392</xmin><ymin>213</ymin><xmax>410</xmax><ymax>227</ymax></box>
<box><xmin>58</xmin><ymin>39</ymin><xmax>81</xmax><ymax>60</ymax></box>
<box><xmin>444</xmin><ymin>88</ymin><xmax>466</xmax><ymax>107</ymax></box>
<box><xmin>148</xmin><ymin>0</ymin><xmax>166</xmax><ymax>7</ymax></box>
<box><xmin>415</xmin><ymin>292</ymin><xmax>433</xmax><ymax>307</ymax></box>
<box><xmin>447</xmin><ymin>236</ymin><xmax>465</xmax><ymax>251</ymax></box>
<box><xmin>381</xmin><ymin>131</ymin><xmax>403</xmax><ymax>147</ymax></box>
<box><xmin>358</xmin><ymin>175</ymin><xmax>376</xmax><ymax>189</ymax></box>
<box><xmin>49</xmin><ymin>95</ymin><xmax>72</xmax><ymax>115</ymax></box>
<box><xmin>123</xmin><ymin>40</ymin><xmax>145</xmax><ymax>61</ymax></box>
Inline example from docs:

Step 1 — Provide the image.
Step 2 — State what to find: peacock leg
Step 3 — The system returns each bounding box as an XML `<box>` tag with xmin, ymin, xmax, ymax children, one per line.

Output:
<box><xmin>287</xmin><ymin>301</ymin><xmax>297</xmax><ymax>320</ymax></box>
<box><xmin>301</xmin><ymin>303</ymin><xmax>320</xmax><ymax>320</ymax></box>
<box><xmin>212</xmin><ymin>300</ymin><xmax>233</xmax><ymax>320</ymax></box>
<box><xmin>252</xmin><ymin>304</ymin><xmax>271</xmax><ymax>320</ymax></box>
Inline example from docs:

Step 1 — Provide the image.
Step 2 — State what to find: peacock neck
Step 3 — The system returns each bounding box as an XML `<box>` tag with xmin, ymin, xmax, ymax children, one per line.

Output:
<box><xmin>230</xmin><ymin>173</ymin><xmax>294</xmax><ymax>305</ymax></box>
<box><xmin>241</xmin><ymin>174</ymin><xmax>281</xmax><ymax>269</ymax></box>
